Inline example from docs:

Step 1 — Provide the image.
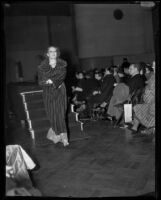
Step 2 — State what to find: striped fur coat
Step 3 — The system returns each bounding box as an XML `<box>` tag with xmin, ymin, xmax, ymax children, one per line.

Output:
<box><xmin>38</xmin><ymin>58</ymin><xmax>67</xmax><ymax>135</ymax></box>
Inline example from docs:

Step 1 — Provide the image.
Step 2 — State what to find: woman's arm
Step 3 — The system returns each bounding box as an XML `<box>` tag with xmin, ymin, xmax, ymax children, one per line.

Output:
<box><xmin>37</xmin><ymin>70</ymin><xmax>48</xmax><ymax>86</ymax></box>
<box><xmin>50</xmin><ymin>66</ymin><xmax>67</xmax><ymax>89</ymax></box>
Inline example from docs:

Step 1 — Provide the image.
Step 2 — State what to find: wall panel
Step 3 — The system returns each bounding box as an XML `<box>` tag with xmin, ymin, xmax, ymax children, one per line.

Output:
<box><xmin>74</xmin><ymin>4</ymin><xmax>154</xmax><ymax>58</ymax></box>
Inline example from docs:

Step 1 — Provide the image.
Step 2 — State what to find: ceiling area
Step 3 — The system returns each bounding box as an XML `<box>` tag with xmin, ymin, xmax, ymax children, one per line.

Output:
<box><xmin>3</xmin><ymin>2</ymin><xmax>72</xmax><ymax>16</ymax></box>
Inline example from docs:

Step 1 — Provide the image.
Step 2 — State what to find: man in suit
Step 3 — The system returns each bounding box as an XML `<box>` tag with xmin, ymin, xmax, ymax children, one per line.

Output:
<box><xmin>107</xmin><ymin>63</ymin><xmax>145</xmax><ymax>120</ymax></box>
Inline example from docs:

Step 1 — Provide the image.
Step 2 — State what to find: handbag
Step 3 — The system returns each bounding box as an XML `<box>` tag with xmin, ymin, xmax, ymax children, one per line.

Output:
<box><xmin>124</xmin><ymin>103</ymin><xmax>132</xmax><ymax>123</ymax></box>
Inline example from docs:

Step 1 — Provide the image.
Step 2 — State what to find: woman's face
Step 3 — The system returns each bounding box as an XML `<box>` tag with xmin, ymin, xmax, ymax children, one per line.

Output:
<box><xmin>146</xmin><ymin>68</ymin><xmax>150</xmax><ymax>74</ymax></box>
<box><xmin>95</xmin><ymin>74</ymin><xmax>101</xmax><ymax>80</ymax></box>
<box><xmin>140</xmin><ymin>69</ymin><xmax>143</xmax><ymax>75</ymax></box>
<box><xmin>78</xmin><ymin>73</ymin><xmax>84</xmax><ymax>79</ymax></box>
<box><xmin>47</xmin><ymin>47</ymin><xmax>57</xmax><ymax>59</ymax></box>
<box><xmin>129</xmin><ymin>64</ymin><xmax>136</xmax><ymax>76</ymax></box>
<box><xmin>106</xmin><ymin>69</ymin><xmax>110</xmax><ymax>74</ymax></box>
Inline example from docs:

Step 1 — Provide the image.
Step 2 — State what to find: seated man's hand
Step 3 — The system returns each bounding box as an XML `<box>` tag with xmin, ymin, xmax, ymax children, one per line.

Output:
<box><xmin>93</xmin><ymin>91</ymin><xmax>99</xmax><ymax>95</ymax></box>
<box><xmin>75</xmin><ymin>87</ymin><xmax>83</xmax><ymax>92</ymax></box>
<box><xmin>100</xmin><ymin>102</ymin><xmax>107</xmax><ymax>108</ymax></box>
<box><xmin>46</xmin><ymin>79</ymin><xmax>53</xmax><ymax>84</ymax></box>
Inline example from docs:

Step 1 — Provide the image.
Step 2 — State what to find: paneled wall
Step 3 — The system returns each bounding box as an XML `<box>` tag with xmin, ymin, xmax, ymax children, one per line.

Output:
<box><xmin>4</xmin><ymin>15</ymin><xmax>77</xmax><ymax>83</ymax></box>
<box><xmin>49</xmin><ymin>16</ymin><xmax>78</xmax><ymax>70</ymax></box>
<box><xmin>74</xmin><ymin>4</ymin><xmax>155</xmax><ymax>68</ymax></box>
<box><xmin>79</xmin><ymin>57</ymin><xmax>113</xmax><ymax>71</ymax></box>
<box><xmin>4</xmin><ymin>4</ymin><xmax>156</xmax><ymax>82</ymax></box>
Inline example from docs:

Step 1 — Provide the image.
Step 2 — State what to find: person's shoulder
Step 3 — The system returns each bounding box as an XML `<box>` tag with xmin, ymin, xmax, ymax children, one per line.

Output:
<box><xmin>38</xmin><ymin>59</ymin><xmax>48</xmax><ymax>71</ymax></box>
<box><xmin>57</xmin><ymin>58</ymin><xmax>67</xmax><ymax>68</ymax></box>
<box><xmin>133</xmin><ymin>74</ymin><xmax>142</xmax><ymax>80</ymax></box>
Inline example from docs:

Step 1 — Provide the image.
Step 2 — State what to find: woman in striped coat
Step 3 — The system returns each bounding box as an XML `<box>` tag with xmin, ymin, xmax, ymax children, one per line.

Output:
<box><xmin>38</xmin><ymin>46</ymin><xmax>69</xmax><ymax>146</ymax></box>
<box><xmin>130</xmin><ymin>72</ymin><xmax>155</xmax><ymax>132</ymax></box>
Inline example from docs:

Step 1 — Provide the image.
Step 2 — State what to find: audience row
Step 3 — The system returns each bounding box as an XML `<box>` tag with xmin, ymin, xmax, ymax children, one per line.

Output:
<box><xmin>70</xmin><ymin>60</ymin><xmax>155</xmax><ymax>136</ymax></box>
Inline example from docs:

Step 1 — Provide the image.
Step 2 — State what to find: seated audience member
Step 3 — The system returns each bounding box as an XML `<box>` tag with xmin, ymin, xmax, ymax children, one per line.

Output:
<box><xmin>107</xmin><ymin>63</ymin><xmax>145</xmax><ymax>120</ymax></box>
<box><xmin>88</xmin><ymin>66</ymin><xmax>116</xmax><ymax>112</ymax></box>
<box><xmin>116</xmin><ymin>68</ymin><xmax>123</xmax><ymax>83</ymax></box>
<box><xmin>99</xmin><ymin>66</ymin><xmax>116</xmax><ymax>107</ymax></box>
<box><xmin>76</xmin><ymin>70</ymin><xmax>99</xmax><ymax>115</ymax></box>
<box><xmin>6</xmin><ymin>145</ymin><xmax>41</xmax><ymax>196</ymax></box>
<box><xmin>94</xmin><ymin>71</ymin><xmax>103</xmax><ymax>87</ymax></box>
<box><xmin>77</xmin><ymin>70</ymin><xmax>103</xmax><ymax>116</ymax></box>
<box><xmin>123</xmin><ymin>65</ymin><xmax>131</xmax><ymax>84</ymax></box>
<box><xmin>117</xmin><ymin>66</ymin><xmax>130</xmax><ymax>84</ymax></box>
<box><xmin>139</xmin><ymin>61</ymin><xmax>147</xmax><ymax>83</ymax></box>
<box><xmin>121</xmin><ymin>57</ymin><xmax>130</xmax><ymax>72</ymax></box>
<box><xmin>112</xmin><ymin>65</ymin><xmax>120</xmax><ymax>83</ymax></box>
<box><xmin>126</xmin><ymin>63</ymin><xmax>146</xmax><ymax>94</ymax></box>
<box><xmin>85</xmin><ymin>70</ymin><xmax>102</xmax><ymax>100</ymax></box>
<box><xmin>129</xmin><ymin>72</ymin><xmax>155</xmax><ymax>134</ymax></box>
<box><xmin>71</xmin><ymin>71</ymin><xmax>86</xmax><ymax>105</ymax></box>
<box><xmin>145</xmin><ymin>64</ymin><xmax>154</xmax><ymax>81</ymax></box>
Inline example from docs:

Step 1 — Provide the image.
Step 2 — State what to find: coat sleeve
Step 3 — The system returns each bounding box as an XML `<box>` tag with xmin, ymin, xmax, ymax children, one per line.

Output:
<box><xmin>37</xmin><ymin>69</ymin><xmax>48</xmax><ymax>86</ymax></box>
<box><xmin>100</xmin><ymin>77</ymin><xmax>115</xmax><ymax>103</ymax></box>
<box><xmin>128</xmin><ymin>76</ymin><xmax>145</xmax><ymax>94</ymax></box>
<box><xmin>50</xmin><ymin>66</ymin><xmax>67</xmax><ymax>89</ymax></box>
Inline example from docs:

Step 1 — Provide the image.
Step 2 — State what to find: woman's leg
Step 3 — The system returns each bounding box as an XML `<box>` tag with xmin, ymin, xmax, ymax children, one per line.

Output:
<box><xmin>43</xmin><ymin>92</ymin><xmax>62</xmax><ymax>143</ymax></box>
<box><xmin>55</xmin><ymin>86</ymin><xmax>69</xmax><ymax>146</ymax></box>
<box><xmin>131</xmin><ymin>117</ymin><xmax>140</xmax><ymax>131</ymax></box>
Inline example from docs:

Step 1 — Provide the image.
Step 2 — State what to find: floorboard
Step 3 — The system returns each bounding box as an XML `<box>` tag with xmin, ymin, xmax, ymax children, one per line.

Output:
<box><xmin>6</xmin><ymin>119</ymin><xmax>155</xmax><ymax>197</ymax></box>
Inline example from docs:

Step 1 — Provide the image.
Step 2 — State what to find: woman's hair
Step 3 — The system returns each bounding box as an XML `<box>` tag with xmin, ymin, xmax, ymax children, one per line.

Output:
<box><xmin>76</xmin><ymin>71</ymin><xmax>84</xmax><ymax>76</ymax></box>
<box><xmin>139</xmin><ymin>61</ymin><xmax>147</xmax><ymax>74</ymax></box>
<box><xmin>44</xmin><ymin>46</ymin><xmax>60</xmax><ymax>58</ymax></box>
<box><xmin>106</xmin><ymin>66</ymin><xmax>114</xmax><ymax>75</ymax></box>
<box><xmin>146</xmin><ymin>64</ymin><xmax>153</xmax><ymax>72</ymax></box>
<box><xmin>85</xmin><ymin>70</ymin><xmax>94</xmax><ymax>78</ymax></box>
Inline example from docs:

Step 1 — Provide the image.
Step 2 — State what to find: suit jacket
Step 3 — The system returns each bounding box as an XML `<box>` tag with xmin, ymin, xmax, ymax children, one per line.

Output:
<box><xmin>126</xmin><ymin>74</ymin><xmax>145</xmax><ymax>95</ymax></box>
<box><xmin>83</xmin><ymin>78</ymin><xmax>101</xmax><ymax>99</ymax></box>
<box><xmin>99</xmin><ymin>74</ymin><xmax>116</xmax><ymax>103</ymax></box>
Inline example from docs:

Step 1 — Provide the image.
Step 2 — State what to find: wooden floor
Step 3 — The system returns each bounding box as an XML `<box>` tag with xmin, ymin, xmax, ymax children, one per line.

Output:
<box><xmin>6</xmin><ymin>119</ymin><xmax>155</xmax><ymax>197</ymax></box>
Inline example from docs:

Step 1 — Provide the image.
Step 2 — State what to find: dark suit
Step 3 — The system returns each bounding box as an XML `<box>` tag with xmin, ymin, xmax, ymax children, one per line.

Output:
<box><xmin>126</xmin><ymin>74</ymin><xmax>145</xmax><ymax>94</ymax></box>
<box><xmin>88</xmin><ymin>74</ymin><xmax>115</xmax><ymax>106</ymax></box>
<box><xmin>99</xmin><ymin>74</ymin><xmax>116</xmax><ymax>103</ymax></box>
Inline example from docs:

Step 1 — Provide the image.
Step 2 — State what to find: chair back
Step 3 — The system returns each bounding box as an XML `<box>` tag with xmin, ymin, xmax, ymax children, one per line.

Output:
<box><xmin>130</xmin><ymin>87</ymin><xmax>145</xmax><ymax>105</ymax></box>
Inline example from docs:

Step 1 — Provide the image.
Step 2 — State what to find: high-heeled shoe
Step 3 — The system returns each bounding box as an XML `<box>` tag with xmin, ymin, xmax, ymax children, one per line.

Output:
<box><xmin>60</xmin><ymin>133</ymin><xmax>69</xmax><ymax>146</ymax></box>
<box><xmin>47</xmin><ymin>128</ymin><xmax>61</xmax><ymax>144</ymax></box>
<box><xmin>127</xmin><ymin>127</ymin><xmax>138</xmax><ymax>134</ymax></box>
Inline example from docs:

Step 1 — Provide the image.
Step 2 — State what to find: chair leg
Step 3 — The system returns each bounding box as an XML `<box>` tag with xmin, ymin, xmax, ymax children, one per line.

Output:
<box><xmin>114</xmin><ymin>112</ymin><xmax>124</xmax><ymax>127</ymax></box>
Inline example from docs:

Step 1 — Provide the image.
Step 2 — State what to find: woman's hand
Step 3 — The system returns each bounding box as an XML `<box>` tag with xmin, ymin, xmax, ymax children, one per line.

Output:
<box><xmin>93</xmin><ymin>91</ymin><xmax>100</xmax><ymax>95</ymax></box>
<box><xmin>46</xmin><ymin>79</ymin><xmax>53</xmax><ymax>84</ymax></box>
